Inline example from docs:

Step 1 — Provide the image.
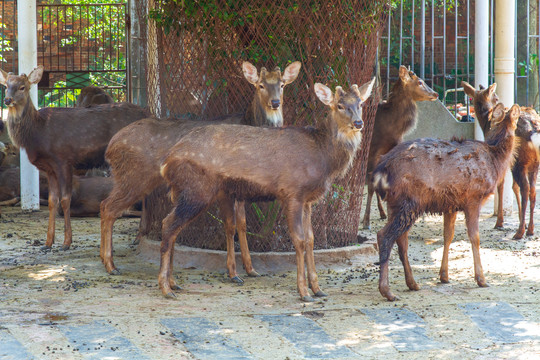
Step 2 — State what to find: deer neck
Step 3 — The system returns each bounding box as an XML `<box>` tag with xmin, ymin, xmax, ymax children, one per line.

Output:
<box><xmin>386</xmin><ymin>90</ymin><xmax>418</xmax><ymax>133</ymax></box>
<box><xmin>244</xmin><ymin>98</ymin><xmax>283</xmax><ymax>127</ymax></box>
<box><xmin>6</xmin><ymin>96</ymin><xmax>39</xmax><ymax>148</ymax></box>
<box><xmin>318</xmin><ymin>115</ymin><xmax>361</xmax><ymax>180</ymax></box>
<box><xmin>474</xmin><ymin>101</ymin><xmax>492</xmax><ymax>136</ymax></box>
<box><xmin>486</xmin><ymin>125</ymin><xmax>516</xmax><ymax>181</ymax></box>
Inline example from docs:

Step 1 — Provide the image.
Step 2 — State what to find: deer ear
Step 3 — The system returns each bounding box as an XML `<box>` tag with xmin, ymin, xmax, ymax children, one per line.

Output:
<box><xmin>242</xmin><ymin>61</ymin><xmax>259</xmax><ymax>85</ymax></box>
<box><xmin>314</xmin><ymin>83</ymin><xmax>334</xmax><ymax>106</ymax></box>
<box><xmin>399</xmin><ymin>65</ymin><xmax>410</xmax><ymax>81</ymax></box>
<box><xmin>28</xmin><ymin>66</ymin><xmax>44</xmax><ymax>85</ymax></box>
<box><xmin>0</xmin><ymin>68</ymin><xmax>8</xmax><ymax>86</ymax></box>
<box><xmin>282</xmin><ymin>61</ymin><xmax>301</xmax><ymax>85</ymax></box>
<box><xmin>488</xmin><ymin>83</ymin><xmax>497</xmax><ymax>96</ymax></box>
<box><xmin>508</xmin><ymin>104</ymin><xmax>520</xmax><ymax>122</ymax></box>
<box><xmin>461</xmin><ymin>81</ymin><xmax>476</xmax><ymax>98</ymax></box>
<box><xmin>356</xmin><ymin>77</ymin><xmax>376</xmax><ymax>102</ymax></box>
<box><xmin>491</xmin><ymin>103</ymin><xmax>505</xmax><ymax>122</ymax></box>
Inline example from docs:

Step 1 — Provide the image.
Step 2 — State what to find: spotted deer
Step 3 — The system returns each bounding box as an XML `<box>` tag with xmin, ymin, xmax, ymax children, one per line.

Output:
<box><xmin>100</xmin><ymin>61</ymin><xmax>301</xmax><ymax>277</ymax></box>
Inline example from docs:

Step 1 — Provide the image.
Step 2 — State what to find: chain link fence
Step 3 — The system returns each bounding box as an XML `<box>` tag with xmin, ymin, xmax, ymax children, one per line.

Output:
<box><xmin>135</xmin><ymin>0</ymin><xmax>388</xmax><ymax>252</ymax></box>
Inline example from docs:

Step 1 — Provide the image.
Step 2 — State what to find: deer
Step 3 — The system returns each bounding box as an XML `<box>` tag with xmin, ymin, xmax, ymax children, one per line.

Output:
<box><xmin>158</xmin><ymin>78</ymin><xmax>375</xmax><ymax>302</ymax></box>
<box><xmin>100</xmin><ymin>61</ymin><xmax>302</xmax><ymax>277</ymax></box>
<box><xmin>0</xmin><ymin>66</ymin><xmax>149</xmax><ymax>251</ymax></box>
<box><xmin>76</xmin><ymin>86</ymin><xmax>114</xmax><ymax>107</ymax></box>
<box><xmin>462</xmin><ymin>81</ymin><xmax>540</xmax><ymax>239</ymax></box>
<box><xmin>373</xmin><ymin>103</ymin><xmax>519</xmax><ymax>301</ymax></box>
<box><xmin>362</xmin><ymin>65</ymin><xmax>438</xmax><ymax>229</ymax></box>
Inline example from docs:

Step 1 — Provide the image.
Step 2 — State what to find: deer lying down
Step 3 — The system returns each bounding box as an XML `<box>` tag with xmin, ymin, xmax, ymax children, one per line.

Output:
<box><xmin>462</xmin><ymin>81</ymin><xmax>540</xmax><ymax>239</ymax></box>
<box><xmin>100</xmin><ymin>61</ymin><xmax>301</xmax><ymax>277</ymax></box>
<box><xmin>362</xmin><ymin>65</ymin><xmax>438</xmax><ymax>229</ymax></box>
<box><xmin>76</xmin><ymin>86</ymin><xmax>114</xmax><ymax>107</ymax></box>
<box><xmin>373</xmin><ymin>103</ymin><xmax>519</xmax><ymax>301</ymax></box>
<box><xmin>0</xmin><ymin>66</ymin><xmax>148</xmax><ymax>251</ymax></box>
<box><xmin>159</xmin><ymin>78</ymin><xmax>375</xmax><ymax>302</ymax></box>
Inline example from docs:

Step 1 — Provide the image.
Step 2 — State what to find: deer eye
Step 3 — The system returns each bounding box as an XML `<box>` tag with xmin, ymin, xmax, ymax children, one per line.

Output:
<box><xmin>418</xmin><ymin>81</ymin><xmax>423</xmax><ymax>86</ymax></box>
<box><xmin>19</xmin><ymin>86</ymin><xmax>25</xmax><ymax>91</ymax></box>
<box><xmin>259</xmin><ymin>84</ymin><xmax>265</xmax><ymax>89</ymax></box>
<box><xmin>280</xmin><ymin>83</ymin><xmax>285</xmax><ymax>89</ymax></box>
<box><xmin>337</xmin><ymin>104</ymin><xmax>345</xmax><ymax>111</ymax></box>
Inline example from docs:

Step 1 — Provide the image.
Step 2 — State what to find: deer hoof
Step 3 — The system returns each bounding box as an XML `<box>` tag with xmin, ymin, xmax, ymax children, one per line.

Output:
<box><xmin>40</xmin><ymin>245</ymin><xmax>52</xmax><ymax>252</ymax></box>
<box><xmin>362</xmin><ymin>224</ymin><xmax>371</xmax><ymax>230</ymax></box>
<box><xmin>164</xmin><ymin>291</ymin><xmax>177</xmax><ymax>299</ymax></box>
<box><xmin>512</xmin><ymin>233</ymin><xmax>523</xmax><ymax>240</ymax></box>
<box><xmin>247</xmin><ymin>270</ymin><xmax>261</xmax><ymax>277</ymax></box>
<box><xmin>170</xmin><ymin>284</ymin><xmax>182</xmax><ymax>291</ymax></box>
<box><xmin>108</xmin><ymin>268</ymin><xmax>121</xmax><ymax>276</ymax></box>
<box><xmin>301</xmin><ymin>295</ymin><xmax>315</xmax><ymax>303</ymax></box>
<box><xmin>494</xmin><ymin>224</ymin><xmax>504</xmax><ymax>230</ymax></box>
<box><xmin>477</xmin><ymin>281</ymin><xmax>489</xmax><ymax>288</ymax></box>
<box><xmin>61</xmin><ymin>244</ymin><xmax>71</xmax><ymax>251</ymax></box>
<box><xmin>231</xmin><ymin>276</ymin><xmax>244</xmax><ymax>285</ymax></box>
<box><xmin>314</xmin><ymin>290</ymin><xmax>328</xmax><ymax>297</ymax></box>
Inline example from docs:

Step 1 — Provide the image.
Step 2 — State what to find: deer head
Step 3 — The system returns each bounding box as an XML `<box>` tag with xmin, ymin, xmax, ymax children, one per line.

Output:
<box><xmin>0</xmin><ymin>66</ymin><xmax>44</xmax><ymax>111</ymax></box>
<box><xmin>462</xmin><ymin>81</ymin><xmax>498</xmax><ymax>134</ymax></box>
<box><xmin>397</xmin><ymin>65</ymin><xmax>438</xmax><ymax>102</ymax></box>
<box><xmin>242</xmin><ymin>61</ymin><xmax>301</xmax><ymax>126</ymax></box>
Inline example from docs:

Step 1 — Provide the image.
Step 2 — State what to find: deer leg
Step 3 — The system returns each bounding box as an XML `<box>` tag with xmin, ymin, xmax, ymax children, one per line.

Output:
<box><xmin>439</xmin><ymin>211</ymin><xmax>457</xmax><ymax>283</ymax></box>
<box><xmin>376</xmin><ymin>192</ymin><xmax>387</xmax><ymax>220</ymax></box>
<box><xmin>44</xmin><ymin>172</ymin><xmax>60</xmax><ymax>250</ymax></box>
<box><xmin>218</xmin><ymin>195</ymin><xmax>242</xmax><ymax>284</ymax></box>
<box><xmin>396</xmin><ymin>230</ymin><xmax>418</xmax><ymax>291</ymax></box>
<box><xmin>378</xmin><ymin>203</ymin><xmax>418</xmax><ymax>301</ymax></box>
<box><xmin>285</xmin><ymin>199</ymin><xmax>312</xmax><ymax>302</ymax></box>
<box><xmin>494</xmin><ymin>179</ymin><xmax>504</xmax><ymax>229</ymax></box>
<box><xmin>100</xmin><ymin>185</ymin><xmax>141</xmax><ymax>275</ymax></box>
<box><xmin>303</xmin><ymin>203</ymin><xmax>325</xmax><ymax>297</ymax></box>
<box><xmin>159</xmin><ymin>192</ymin><xmax>210</xmax><ymax>298</ymax></box>
<box><xmin>513</xmin><ymin>174</ymin><xmax>529</xmax><ymax>239</ymax></box>
<box><xmin>464</xmin><ymin>206</ymin><xmax>488</xmax><ymax>288</ymax></box>
<box><xmin>362</xmin><ymin>184</ymin><xmax>374</xmax><ymax>229</ymax></box>
<box><xmin>526</xmin><ymin>169</ymin><xmax>537</xmax><ymax>236</ymax></box>
<box><xmin>235</xmin><ymin>200</ymin><xmax>259</xmax><ymax>277</ymax></box>
<box><xmin>56</xmin><ymin>165</ymin><xmax>74</xmax><ymax>250</ymax></box>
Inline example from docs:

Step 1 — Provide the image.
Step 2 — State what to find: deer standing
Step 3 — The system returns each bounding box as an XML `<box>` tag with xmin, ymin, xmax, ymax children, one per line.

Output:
<box><xmin>0</xmin><ymin>66</ymin><xmax>148</xmax><ymax>250</ymax></box>
<box><xmin>373</xmin><ymin>103</ymin><xmax>519</xmax><ymax>301</ymax></box>
<box><xmin>462</xmin><ymin>81</ymin><xmax>540</xmax><ymax>239</ymax></box>
<box><xmin>158</xmin><ymin>78</ymin><xmax>375</xmax><ymax>302</ymax></box>
<box><xmin>100</xmin><ymin>61</ymin><xmax>301</xmax><ymax>277</ymax></box>
<box><xmin>362</xmin><ymin>65</ymin><xmax>438</xmax><ymax>229</ymax></box>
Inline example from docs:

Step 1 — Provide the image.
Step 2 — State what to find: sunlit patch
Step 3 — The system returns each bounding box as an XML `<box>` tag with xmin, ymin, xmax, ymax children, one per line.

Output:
<box><xmin>28</xmin><ymin>265</ymin><xmax>68</xmax><ymax>281</ymax></box>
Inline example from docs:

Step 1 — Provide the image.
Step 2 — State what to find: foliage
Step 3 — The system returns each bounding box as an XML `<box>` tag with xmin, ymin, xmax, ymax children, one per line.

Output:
<box><xmin>0</xmin><ymin>23</ymin><xmax>13</xmax><ymax>63</ymax></box>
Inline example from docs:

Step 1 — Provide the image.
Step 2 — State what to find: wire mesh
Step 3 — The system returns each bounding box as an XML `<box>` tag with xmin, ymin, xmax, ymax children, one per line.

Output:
<box><xmin>138</xmin><ymin>0</ymin><xmax>388</xmax><ymax>251</ymax></box>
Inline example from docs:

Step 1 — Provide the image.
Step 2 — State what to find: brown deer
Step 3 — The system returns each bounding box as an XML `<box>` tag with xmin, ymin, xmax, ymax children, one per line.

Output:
<box><xmin>462</xmin><ymin>81</ymin><xmax>540</xmax><ymax>239</ymax></box>
<box><xmin>76</xmin><ymin>86</ymin><xmax>114</xmax><ymax>107</ymax></box>
<box><xmin>362</xmin><ymin>65</ymin><xmax>438</xmax><ymax>229</ymax></box>
<box><xmin>100</xmin><ymin>61</ymin><xmax>301</xmax><ymax>277</ymax></box>
<box><xmin>373</xmin><ymin>103</ymin><xmax>519</xmax><ymax>301</ymax></box>
<box><xmin>158</xmin><ymin>78</ymin><xmax>375</xmax><ymax>302</ymax></box>
<box><xmin>0</xmin><ymin>66</ymin><xmax>148</xmax><ymax>250</ymax></box>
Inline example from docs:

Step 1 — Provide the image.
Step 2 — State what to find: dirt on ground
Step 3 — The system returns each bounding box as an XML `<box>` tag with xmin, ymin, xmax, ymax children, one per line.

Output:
<box><xmin>0</xmin><ymin>191</ymin><xmax>540</xmax><ymax>359</ymax></box>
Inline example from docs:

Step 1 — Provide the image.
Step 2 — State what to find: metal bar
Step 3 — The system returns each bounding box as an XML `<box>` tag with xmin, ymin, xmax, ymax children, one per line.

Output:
<box><xmin>526</xmin><ymin>0</ymin><xmax>530</xmax><ymax>105</ymax></box>
<box><xmin>411</xmin><ymin>0</ymin><xmax>415</xmax><ymax>71</ymax></box>
<box><xmin>443</xmin><ymin>0</ymin><xmax>447</xmax><ymax>101</ymax></box>
<box><xmin>431</xmin><ymin>0</ymin><xmax>435</xmax><ymax>87</ymax></box>
<box><xmin>386</xmin><ymin>8</ymin><xmax>391</xmax><ymax>95</ymax></box>
<box><xmin>399</xmin><ymin>0</ymin><xmax>403</xmax><ymax>66</ymax></box>
<box><xmin>455</xmin><ymin>0</ymin><xmax>458</xmax><ymax>111</ymax></box>
<box><xmin>420</xmin><ymin>0</ymin><xmax>426</xmax><ymax>78</ymax></box>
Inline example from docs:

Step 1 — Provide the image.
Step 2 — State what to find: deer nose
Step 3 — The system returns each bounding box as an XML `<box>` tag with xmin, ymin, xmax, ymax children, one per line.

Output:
<box><xmin>271</xmin><ymin>100</ymin><xmax>280</xmax><ymax>109</ymax></box>
<box><xmin>353</xmin><ymin>120</ymin><xmax>364</xmax><ymax>130</ymax></box>
<box><xmin>4</xmin><ymin>97</ymin><xmax>12</xmax><ymax>106</ymax></box>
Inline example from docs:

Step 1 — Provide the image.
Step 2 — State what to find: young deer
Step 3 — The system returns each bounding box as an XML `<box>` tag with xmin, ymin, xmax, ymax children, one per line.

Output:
<box><xmin>158</xmin><ymin>78</ymin><xmax>375</xmax><ymax>302</ymax></box>
<box><xmin>100</xmin><ymin>61</ymin><xmax>301</xmax><ymax>276</ymax></box>
<box><xmin>362</xmin><ymin>65</ymin><xmax>438</xmax><ymax>229</ymax></box>
<box><xmin>0</xmin><ymin>66</ymin><xmax>148</xmax><ymax>250</ymax></box>
<box><xmin>373</xmin><ymin>103</ymin><xmax>519</xmax><ymax>301</ymax></box>
<box><xmin>462</xmin><ymin>81</ymin><xmax>540</xmax><ymax>239</ymax></box>
<box><xmin>76</xmin><ymin>86</ymin><xmax>114</xmax><ymax>107</ymax></box>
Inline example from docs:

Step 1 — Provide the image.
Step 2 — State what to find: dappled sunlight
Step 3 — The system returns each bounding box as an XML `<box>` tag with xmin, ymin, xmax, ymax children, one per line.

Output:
<box><xmin>27</xmin><ymin>265</ymin><xmax>71</xmax><ymax>282</ymax></box>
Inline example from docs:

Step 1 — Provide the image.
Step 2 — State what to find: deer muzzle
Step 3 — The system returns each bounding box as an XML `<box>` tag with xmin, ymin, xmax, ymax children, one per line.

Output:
<box><xmin>4</xmin><ymin>97</ymin><xmax>13</xmax><ymax>106</ymax></box>
<box><xmin>270</xmin><ymin>100</ymin><xmax>280</xmax><ymax>109</ymax></box>
<box><xmin>353</xmin><ymin>120</ymin><xmax>364</xmax><ymax>130</ymax></box>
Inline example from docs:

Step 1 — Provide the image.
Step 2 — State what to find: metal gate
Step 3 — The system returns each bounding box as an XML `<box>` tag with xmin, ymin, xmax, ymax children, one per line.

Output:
<box><xmin>1</xmin><ymin>1</ymin><xmax>128</xmax><ymax>120</ymax></box>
